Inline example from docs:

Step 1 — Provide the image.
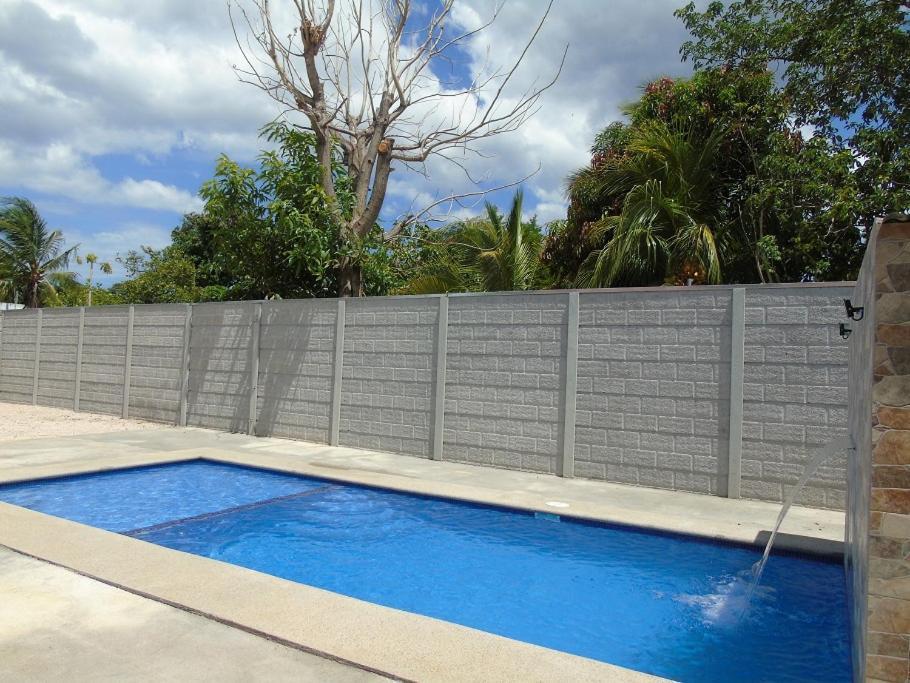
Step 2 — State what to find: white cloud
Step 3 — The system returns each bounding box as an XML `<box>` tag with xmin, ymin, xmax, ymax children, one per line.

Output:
<box><xmin>0</xmin><ymin>0</ymin><xmax>279</xmax><ymax>214</ymax></box>
<box><xmin>69</xmin><ymin>220</ymin><xmax>175</xmax><ymax>284</ymax></box>
<box><xmin>113</xmin><ymin>179</ymin><xmax>203</xmax><ymax>214</ymax></box>
<box><xmin>89</xmin><ymin>221</ymin><xmax>173</xmax><ymax>255</ymax></box>
<box><xmin>371</xmin><ymin>0</ymin><xmax>691</xmax><ymax>224</ymax></box>
<box><xmin>0</xmin><ymin>141</ymin><xmax>202</xmax><ymax>213</ymax></box>
<box><xmin>0</xmin><ymin>0</ymin><xmax>691</xmax><ymax>223</ymax></box>
<box><xmin>404</xmin><ymin>0</ymin><xmax>691</xmax><ymax>220</ymax></box>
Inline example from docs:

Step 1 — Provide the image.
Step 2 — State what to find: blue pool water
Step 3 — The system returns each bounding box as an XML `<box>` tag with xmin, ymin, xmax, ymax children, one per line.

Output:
<box><xmin>0</xmin><ymin>460</ymin><xmax>850</xmax><ymax>682</ymax></box>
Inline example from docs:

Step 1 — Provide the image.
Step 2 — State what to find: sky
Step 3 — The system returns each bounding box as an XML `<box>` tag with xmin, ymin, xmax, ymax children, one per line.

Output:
<box><xmin>0</xmin><ymin>0</ymin><xmax>694</xmax><ymax>286</ymax></box>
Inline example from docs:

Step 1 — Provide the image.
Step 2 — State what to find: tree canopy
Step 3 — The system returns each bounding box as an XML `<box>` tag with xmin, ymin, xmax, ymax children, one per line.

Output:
<box><xmin>677</xmin><ymin>0</ymin><xmax>910</xmax><ymax>233</ymax></box>
<box><xmin>572</xmin><ymin>122</ymin><xmax>726</xmax><ymax>287</ymax></box>
<box><xmin>233</xmin><ymin>0</ymin><xmax>561</xmax><ymax>296</ymax></box>
<box><xmin>0</xmin><ymin>197</ymin><xmax>78</xmax><ymax>307</ymax></box>
<box><xmin>548</xmin><ymin>63</ymin><xmax>867</xmax><ymax>286</ymax></box>
<box><xmin>399</xmin><ymin>191</ymin><xmax>547</xmax><ymax>294</ymax></box>
<box><xmin>112</xmin><ymin>123</ymin><xmax>403</xmax><ymax>305</ymax></box>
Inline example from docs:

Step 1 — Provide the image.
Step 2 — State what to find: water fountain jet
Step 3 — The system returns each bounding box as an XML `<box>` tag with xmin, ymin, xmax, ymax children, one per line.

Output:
<box><xmin>746</xmin><ymin>435</ymin><xmax>854</xmax><ymax>603</ymax></box>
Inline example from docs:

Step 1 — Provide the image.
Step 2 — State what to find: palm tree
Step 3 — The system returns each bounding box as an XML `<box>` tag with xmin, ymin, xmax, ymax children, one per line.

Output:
<box><xmin>77</xmin><ymin>253</ymin><xmax>113</xmax><ymax>306</ymax></box>
<box><xmin>0</xmin><ymin>197</ymin><xmax>79</xmax><ymax>307</ymax></box>
<box><xmin>571</xmin><ymin>122</ymin><xmax>726</xmax><ymax>287</ymax></box>
<box><xmin>401</xmin><ymin>190</ymin><xmax>546</xmax><ymax>294</ymax></box>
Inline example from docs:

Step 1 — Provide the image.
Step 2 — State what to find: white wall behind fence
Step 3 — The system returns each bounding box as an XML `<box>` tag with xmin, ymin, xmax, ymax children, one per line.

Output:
<box><xmin>0</xmin><ymin>283</ymin><xmax>852</xmax><ymax>509</ymax></box>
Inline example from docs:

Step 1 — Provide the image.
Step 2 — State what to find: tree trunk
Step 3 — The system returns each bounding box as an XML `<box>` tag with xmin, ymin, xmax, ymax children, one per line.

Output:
<box><xmin>26</xmin><ymin>279</ymin><xmax>39</xmax><ymax>308</ymax></box>
<box><xmin>337</xmin><ymin>258</ymin><xmax>364</xmax><ymax>297</ymax></box>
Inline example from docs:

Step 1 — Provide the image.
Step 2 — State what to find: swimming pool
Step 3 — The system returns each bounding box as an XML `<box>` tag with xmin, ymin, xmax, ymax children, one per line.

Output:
<box><xmin>0</xmin><ymin>460</ymin><xmax>850</xmax><ymax>682</ymax></box>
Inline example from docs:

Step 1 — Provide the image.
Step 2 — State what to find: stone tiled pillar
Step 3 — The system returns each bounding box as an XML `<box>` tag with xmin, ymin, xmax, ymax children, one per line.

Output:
<box><xmin>850</xmin><ymin>217</ymin><xmax>910</xmax><ymax>682</ymax></box>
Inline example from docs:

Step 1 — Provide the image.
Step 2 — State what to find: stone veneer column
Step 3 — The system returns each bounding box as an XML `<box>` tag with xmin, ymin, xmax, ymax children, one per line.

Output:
<box><xmin>851</xmin><ymin>217</ymin><xmax>910</xmax><ymax>682</ymax></box>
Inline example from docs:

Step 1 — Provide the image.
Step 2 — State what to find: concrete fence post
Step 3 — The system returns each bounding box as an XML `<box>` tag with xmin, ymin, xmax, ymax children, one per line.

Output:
<box><xmin>74</xmin><ymin>307</ymin><xmax>85</xmax><ymax>411</ymax></box>
<box><xmin>431</xmin><ymin>295</ymin><xmax>449</xmax><ymax>460</ymax></box>
<box><xmin>726</xmin><ymin>287</ymin><xmax>746</xmax><ymax>498</ymax></box>
<box><xmin>559</xmin><ymin>292</ymin><xmax>580</xmax><ymax>478</ymax></box>
<box><xmin>0</xmin><ymin>311</ymin><xmax>5</xmax><ymax>398</ymax></box>
<box><xmin>32</xmin><ymin>309</ymin><xmax>42</xmax><ymax>406</ymax></box>
<box><xmin>178</xmin><ymin>304</ymin><xmax>192</xmax><ymax>427</ymax></box>
<box><xmin>248</xmin><ymin>302</ymin><xmax>262</xmax><ymax>436</ymax></box>
<box><xmin>329</xmin><ymin>298</ymin><xmax>346</xmax><ymax>446</ymax></box>
<box><xmin>122</xmin><ymin>305</ymin><xmax>135</xmax><ymax>419</ymax></box>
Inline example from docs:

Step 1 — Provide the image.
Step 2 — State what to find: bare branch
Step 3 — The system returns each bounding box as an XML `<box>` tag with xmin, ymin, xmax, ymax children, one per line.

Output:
<box><xmin>231</xmin><ymin>0</ymin><xmax>563</xmax><ymax>295</ymax></box>
<box><xmin>386</xmin><ymin>164</ymin><xmax>542</xmax><ymax>239</ymax></box>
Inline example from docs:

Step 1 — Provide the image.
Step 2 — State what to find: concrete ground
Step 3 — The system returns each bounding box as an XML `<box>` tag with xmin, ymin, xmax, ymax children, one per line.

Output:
<box><xmin>0</xmin><ymin>403</ymin><xmax>163</xmax><ymax>441</ymax></box>
<box><xmin>0</xmin><ymin>548</ymin><xmax>385</xmax><ymax>682</ymax></box>
<box><xmin>0</xmin><ymin>404</ymin><xmax>846</xmax><ymax>681</ymax></box>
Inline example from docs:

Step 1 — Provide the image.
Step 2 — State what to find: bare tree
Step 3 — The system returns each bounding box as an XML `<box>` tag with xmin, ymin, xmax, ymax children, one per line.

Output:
<box><xmin>231</xmin><ymin>0</ymin><xmax>564</xmax><ymax>296</ymax></box>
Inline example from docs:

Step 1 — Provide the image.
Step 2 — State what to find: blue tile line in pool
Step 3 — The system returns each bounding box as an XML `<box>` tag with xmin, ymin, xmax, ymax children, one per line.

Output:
<box><xmin>0</xmin><ymin>459</ymin><xmax>851</xmax><ymax>683</ymax></box>
<box><xmin>124</xmin><ymin>484</ymin><xmax>338</xmax><ymax>537</ymax></box>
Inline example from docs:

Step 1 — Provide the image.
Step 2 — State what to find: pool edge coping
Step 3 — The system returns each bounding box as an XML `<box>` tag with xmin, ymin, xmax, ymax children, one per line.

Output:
<box><xmin>0</xmin><ymin>500</ymin><xmax>664</xmax><ymax>683</ymax></box>
<box><xmin>0</xmin><ymin>447</ymin><xmax>846</xmax><ymax>556</ymax></box>
<box><xmin>0</xmin><ymin>447</ymin><xmax>848</xmax><ymax>681</ymax></box>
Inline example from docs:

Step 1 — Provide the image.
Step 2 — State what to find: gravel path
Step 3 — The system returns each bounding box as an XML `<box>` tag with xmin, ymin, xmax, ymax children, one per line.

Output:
<box><xmin>0</xmin><ymin>403</ymin><xmax>166</xmax><ymax>442</ymax></box>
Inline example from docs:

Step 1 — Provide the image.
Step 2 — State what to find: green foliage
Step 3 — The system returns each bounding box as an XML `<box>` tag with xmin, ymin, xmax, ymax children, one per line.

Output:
<box><xmin>555</xmin><ymin>62</ymin><xmax>866</xmax><ymax>285</ymax></box>
<box><xmin>115</xmin><ymin>122</ymin><xmax>400</xmax><ymax>302</ymax></box>
<box><xmin>577</xmin><ymin>123</ymin><xmax>726</xmax><ymax>287</ymax></box>
<box><xmin>169</xmin><ymin>213</ymin><xmax>229</xmax><ymax>288</ymax></box>
<box><xmin>58</xmin><ymin>283</ymin><xmax>124</xmax><ymax>307</ymax></box>
<box><xmin>110</xmin><ymin>246</ymin><xmax>226</xmax><ymax>305</ymax></box>
<box><xmin>399</xmin><ymin>191</ymin><xmax>548</xmax><ymax>294</ymax></box>
<box><xmin>0</xmin><ymin>197</ymin><xmax>79</xmax><ymax>307</ymax></box>
<box><xmin>75</xmin><ymin>252</ymin><xmax>113</xmax><ymax>306</ymax></box>
<box><xmin>540</xmin><ymin>219</ymin><xmax>595</xmax><ymax>288</ymax></box>
<box><xmin>677</xmin><ymin>0</ymin><xmax>910</xmax><ymax>232</ymax></box>
<box><xmin>197</xmin><ymin>124</ymin><xmax>339</xmax><ymax>298</ymax></box>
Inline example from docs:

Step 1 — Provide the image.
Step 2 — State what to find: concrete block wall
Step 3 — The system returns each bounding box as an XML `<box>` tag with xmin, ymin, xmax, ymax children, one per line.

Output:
<box><xmin>78</xmin><ymin>306</ymin><xmax>128</xmax><ymax>416</ymax></box>
<box><xmin>128</xmin><ymin>305</ymin><xmax>189</xmax><ymax>423</ymax></box>
<box><xmin>340</xmin><ymin>297</ymin><xmax>438</xmax><ymax>457</ymax></box>
<box><xmin>256</xmin><ymin>300</ymin><xmax>337</xmax><ymax>444</ymax></box>
<box><xmin>445</xmin><ymin>293</ymin><xmax>568</xmax><ymax>473</ymax></box>
<box><xmin>741</xmin><ymin>285</ymin><xmax>852</xmax><ymax>508</ymax></box>
<box><xmin>0</xmin><ymin>309</ymin><xmax>37</xmax><ymax>404</ymax></box>
<box><xmin>35</xmin><ymin>308</ymin><xmax>79</xmax><ymax>408</ymax></box>
<box><xmin>575</xmin><ymin>289</ymin><xmax>732</xmax><ymax>495</ymax></box>
<box><xmin>0</xmin><ymin>282</ymin><xmax>851</xmax><ymax>509</ymax></box>
<box><xmin>186</xmin><ymin>302</ymin><xmax>256</xmax><ymax>433</ymax></box>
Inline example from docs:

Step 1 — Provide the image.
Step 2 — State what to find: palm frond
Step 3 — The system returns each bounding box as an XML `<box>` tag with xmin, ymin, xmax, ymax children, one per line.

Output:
<box><xmin>0</xmin><ymin>197</ymin><xmax>79</xmax><ymax>307</ymax></box>
<box><xmin>572</xmin><ymin>122</ymin><xmax>726</xmax><ymax>287</ymax></box>
<box><xmin>669</xmin><ymin>221</ymin><xmax>722</xmax><ymax>284</ymax></box>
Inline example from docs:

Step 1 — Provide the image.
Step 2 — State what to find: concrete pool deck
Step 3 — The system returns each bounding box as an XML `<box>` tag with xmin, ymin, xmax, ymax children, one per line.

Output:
<box><xmin>0</xmin><ymin>547</ymin><xmax>386</xmax><ymax>682</ymax></box>
<box><xmin>0</xmin><ymin>421</ymin><xmax>845</xmax><ymax>681</ymax></box>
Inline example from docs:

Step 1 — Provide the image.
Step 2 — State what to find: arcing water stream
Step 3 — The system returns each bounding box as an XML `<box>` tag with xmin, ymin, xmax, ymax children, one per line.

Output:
<box><xmin>746</xmin><ymin>435</ymin><xmax>854</xmax><ymax>602</ymax></box>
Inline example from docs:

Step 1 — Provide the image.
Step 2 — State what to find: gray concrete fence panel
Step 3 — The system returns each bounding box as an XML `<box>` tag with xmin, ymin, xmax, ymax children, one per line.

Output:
<box><xmin>445</xmin><ymin>293</ymin><xmax>569</xmax><ymax>474</ymax></box>
<box><xmin>0</xmin><ymin>308</ymin><xmax>38</xmax><ymax>404</ymax></box>
<box><xmin>740</xmin><ymin>285</ymin><xmax>851</xmax><ymax>508</ymax></box>
<box><xmin>256</xmin><ymin>299</ymin><xmax>337</xmax><ymax>444</ymax></box>
<box><xmin>340</xmin><ymin>296</ymin><xmax>438</xmax><ymax>457</ymax></box>
<box><xmin>128</xmin><ymin>304</ymin><xmax>190</xmax><ymax>424</ymax></box>
<box><xmin>0</xmin><ymin>283</ymin><xmax>851</xmax><ymax>509</ymax></box>
<box><xmin>185</xmin><ymin>302</ymin><xmax>257</xmax><ymax>433</ymax></box>
<box><xmin>35</xmin><ymin>307</ymin><xmax>79</xmax><ymax>409</ymax></box>
<box><xmin>77</xmin><ymin>306</ymin><xmax>129</xmax><ymax>416</ymax></box>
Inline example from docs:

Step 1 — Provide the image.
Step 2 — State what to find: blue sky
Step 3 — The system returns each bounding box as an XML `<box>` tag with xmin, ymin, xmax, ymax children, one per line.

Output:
<box><xmin>0</xmin><ymin>0</ymin><xmax>693</xmax><ymax>286</ymax></box>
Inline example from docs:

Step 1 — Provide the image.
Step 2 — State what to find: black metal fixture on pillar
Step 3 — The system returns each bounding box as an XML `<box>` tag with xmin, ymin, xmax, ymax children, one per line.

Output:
<box><xmin>843</xmin><ymin>299</ymin><xmax>864</xmax><ymax>321</ymax></box>
<box><xmin>839</xmin><ymin>323</ymin><xmax>852</xmax><ymax>339</ymax></box>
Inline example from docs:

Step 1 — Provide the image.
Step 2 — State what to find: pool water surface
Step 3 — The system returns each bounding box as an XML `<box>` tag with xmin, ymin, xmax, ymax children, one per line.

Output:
<box><xmin>0</xmin><ymin>460</ymin><xmax>850</xmax><ymax>682</ymax></box>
